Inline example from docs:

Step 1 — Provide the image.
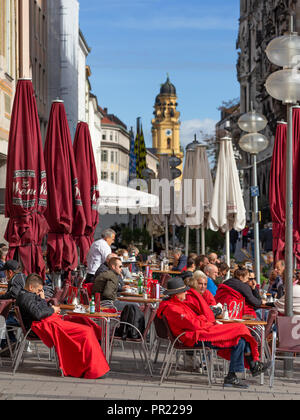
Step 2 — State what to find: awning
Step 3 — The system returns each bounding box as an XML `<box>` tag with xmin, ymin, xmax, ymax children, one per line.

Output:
<box><xmin>97</xmin><ymin>181</ymin><xmax>159</xmax><ymax>213</ymax></box>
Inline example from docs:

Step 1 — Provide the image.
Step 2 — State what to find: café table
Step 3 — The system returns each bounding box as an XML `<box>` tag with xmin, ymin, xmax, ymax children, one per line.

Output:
<box><xmin>218</xmin><ymin>318</ymin><xmax>267</xmax><ymax>385</ymax></box>
<box><xmin>64</xmin><ymin>309</ymin><xmax>119</xmax><ymax>362</ymax></box>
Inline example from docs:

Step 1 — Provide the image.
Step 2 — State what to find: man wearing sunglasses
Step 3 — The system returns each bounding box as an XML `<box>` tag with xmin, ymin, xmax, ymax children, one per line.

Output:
<box><xmin>92</xmin><ymin>257</ymin><xmax>135</xmax><ymax>311</ymax></box>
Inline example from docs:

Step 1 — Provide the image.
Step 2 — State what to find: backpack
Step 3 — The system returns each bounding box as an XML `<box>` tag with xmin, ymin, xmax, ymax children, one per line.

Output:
<box><xmin>115</xmin><ymin>305</ymin><xmax>145</xmax><ymax>340</ymax></box>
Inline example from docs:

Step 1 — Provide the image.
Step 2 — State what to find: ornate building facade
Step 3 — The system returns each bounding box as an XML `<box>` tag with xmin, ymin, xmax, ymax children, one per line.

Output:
<box><xmin>235</xmin><ymin>0</ymin><xmax>300</xmax><ymax>220</ymax></box>
<box><xmin>151</xmin><ymin>76</ymin><xmax>184</xmax><ymax>189</ymax></box>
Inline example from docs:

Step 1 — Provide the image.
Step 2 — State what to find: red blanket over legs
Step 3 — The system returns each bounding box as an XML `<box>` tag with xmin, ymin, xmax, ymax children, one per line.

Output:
<box><xmin>31</xmin><ymin>314</ymin><xmax>110</xmax><ymax>379</ymax></box>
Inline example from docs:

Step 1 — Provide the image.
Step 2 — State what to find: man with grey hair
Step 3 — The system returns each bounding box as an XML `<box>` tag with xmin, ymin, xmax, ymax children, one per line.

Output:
<box><xmin>203</xmin><ymin>263</ymin><xmax>219</xmax><ymax>297</ymax></box>
<box><xmin>171</xmin><ymin>248</ymin><xmax>188</xmax><ymax>272</ymax></box>
<box><xmin>86</xmin><ymin>229</ymin><xmax>116</xmax><ymax>283</ymax></box>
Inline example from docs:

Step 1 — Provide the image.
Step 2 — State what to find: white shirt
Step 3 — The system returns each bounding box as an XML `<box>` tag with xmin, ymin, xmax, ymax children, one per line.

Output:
<box><xmin>86</xmin><ymin>239</ymin><xmax>112</xmax><ymax>275</ymax></box>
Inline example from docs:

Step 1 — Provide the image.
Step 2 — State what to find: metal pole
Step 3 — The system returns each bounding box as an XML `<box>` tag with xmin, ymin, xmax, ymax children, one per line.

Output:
<box><xmin>185</xmin><ymin>226</ymin><xmax>190</xmax><ymax>256</ymax></box>
<box><xmin>252</xmin><ymin>154</ymin><xmax>261</xmax><ymax>285</ymax></box>
<box><xmin>284</xmin><ymin>103</ymin><xmax>294</xmax><ymax>377</ymax></box>
<box><xmin>165</xmin><ymin>216</ymin><xmax>169</xmax><ymax>256</ymax></box>
<box><xmin>226</xmin><ymin>231</ymin><xmax>230</xmax><ymax>280</ymax></box>
<box><xmin>201</xmin><ymin>226</ymin><xmax>206</xmax><ymax>255</ymax></box>
<box><xmin>196</xmin><ymin>228</ymin><xmax>200</xmax><ymax>255</ymax></box>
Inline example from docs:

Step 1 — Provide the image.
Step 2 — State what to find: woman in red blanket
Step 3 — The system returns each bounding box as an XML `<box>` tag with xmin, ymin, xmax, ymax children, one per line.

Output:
<box><xmin>157</xmin><ymin>277</ymin><xmax>270</xmax><ymax>389</ymax></box>
<box><xmin>16</xmin><ymin>274</ymin><xmax>110</xmax><ymax>379</ymax></box>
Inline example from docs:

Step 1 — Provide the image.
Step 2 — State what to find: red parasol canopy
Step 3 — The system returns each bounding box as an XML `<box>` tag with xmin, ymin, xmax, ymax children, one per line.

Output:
<box><xmin>292</xmin><ymin>107</ymin><xmax>300</xmax><ymax>267</ymax></box>
<box><xmin>44</xmin><ymin>101</ymin><xmax>86</xmax><ymax>274</ymax></box>
<box><xmin>5</xmin><ymin>79</ymin><xmax>49</xmax><ymax>278</ymax></box>
<box><xmin>73</xmin><ymin>122</ymin><xmax>99</xmax><ymax>266</ymax></box>
<box><xmin>269</xmin><ymin>121</ymin><xmax>287</xmax><ymax>263</ymax></box>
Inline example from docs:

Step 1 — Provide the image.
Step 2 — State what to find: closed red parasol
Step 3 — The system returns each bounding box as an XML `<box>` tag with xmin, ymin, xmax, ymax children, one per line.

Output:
<box><xmin>269</xmin><ymin>121</ymin><xmax>287</xmax><ymax>262</ymax></box>
<box><xmin>44</xmin><ymin>100</ymin><xmax>86</xmax><ymax>276</ymax></box>
<box><xmin>5</xmin><ymin>79</ymin><xmax>49</xmax><ymax>278</ymax></box>
<box><xmin>73</xmin><ymin>122</ymin><xmax>99</xmax><ymax>266</ymax></box>
<box><xmin>292</xmin><ymin>107</ymin><xmax>300</xmax><ymax>267</ymax></box>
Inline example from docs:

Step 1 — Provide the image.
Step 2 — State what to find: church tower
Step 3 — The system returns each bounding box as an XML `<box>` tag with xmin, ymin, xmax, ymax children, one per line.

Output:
<box><xmin>152</xmin><ymin>76</ymin><xmax>183</xmax><ymax>165</ymax></box>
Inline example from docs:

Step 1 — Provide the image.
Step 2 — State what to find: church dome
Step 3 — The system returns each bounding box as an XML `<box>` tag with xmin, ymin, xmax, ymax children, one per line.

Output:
<box><xmin>160</xmin><ymin>76</ymin><xmax>176</xmax><ymax>96</ymax></box>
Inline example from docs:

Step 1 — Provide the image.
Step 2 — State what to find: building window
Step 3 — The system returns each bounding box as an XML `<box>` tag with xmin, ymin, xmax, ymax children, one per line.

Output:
<box><xmin>102</xmin><ymin>131</ymin><xmax>106</xmax><ymax>140</ymax></box>
<box><xmin>101</xmin><ymin>150</ymin><xmax>108</xmax><ymax>162</ymax></box>
<box><xmin>110</xmin><ymin>132</ymin><xmax>113</xmax><ymax>141</ymax></box>
<box><xmin>111</xmin><ymin>172</ymin><xmax>114</xmax><ymax>182</ymax></box>
<box><xmin>167</xmin><ymin>138</ymin><xmax>171</xmax><ymax>149</ymax></box>
<box><xmin>111</xmin><ymin>151</ymin><xmax>114</xmax><ymax>163</ymax></box>
<box><xmin>101</xmin><ymin>172</ymin><xmax>108</xmax><ymax>181</ymax></box>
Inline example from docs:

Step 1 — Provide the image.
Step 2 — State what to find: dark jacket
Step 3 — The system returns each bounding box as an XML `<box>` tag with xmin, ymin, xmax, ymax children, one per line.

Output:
<box><xmin>172</xmin><ymin>255</ymin><xmax>188</xmax><ymax>272</ymax></box>
<box><xmin>224</xmin><ymin>278</ymin><xmax>262</xmax><ymax>309</ymax></box>
<box><xmin>0</xmin><ymin>273</ymin><xmax>26</xmax><ymax>301</ymax></box>
<box><xmin>16</xmin><ymin>289</ymin><xmax>54</xmax><ymax>331</ymax></box>
<box><xmin>94</xmin><ymin>262</ymin><xmax>109</xmax><ymax>279</ymax></box>
<box><xmin>92</xmin><ymin>269</ymin><xmax>120</xmax><ymax>301</ymax></box>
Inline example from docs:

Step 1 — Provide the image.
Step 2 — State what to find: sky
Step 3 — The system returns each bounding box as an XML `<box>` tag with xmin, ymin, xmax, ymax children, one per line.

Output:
<box><xmin>79</xmin><ymin>0</ymin><xmax>240</xmax><ymax>149</ymax></box>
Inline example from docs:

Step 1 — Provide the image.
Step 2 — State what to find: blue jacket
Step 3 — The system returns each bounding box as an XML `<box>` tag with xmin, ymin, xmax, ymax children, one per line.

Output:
<box><xmin>207</xmin><ymin>277</ymin><xmax>218</xmax><ymax>296</ymax></box>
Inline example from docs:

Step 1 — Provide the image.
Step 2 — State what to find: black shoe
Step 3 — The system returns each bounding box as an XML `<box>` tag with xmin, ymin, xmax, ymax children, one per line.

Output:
<box><xmin>250</xmin><ymin>361</ymin><xmax>271</xmax><ymax>377</ymax></box>
<box><xmin>223</xmin><ymin>373</ymin><xmax>249</xmax><ymax>389</ymax></box>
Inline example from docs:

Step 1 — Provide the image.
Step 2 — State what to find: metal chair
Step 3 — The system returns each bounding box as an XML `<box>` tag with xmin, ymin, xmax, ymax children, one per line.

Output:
<box><xmin>0</xmin><ymin>300</ymin><xmax>18</xmax><ymax>361</ymax></box>
<box><xmin>152</xmin><ymin>315</ymin><xmax>171</xmax><ymax>372</ymax></box>
<box><xmin>160</xmin><ymin>315</ymin><xmax>216</xmax><ymax>386</ymax></box>
<box><xmin>270</xmin><ymin>315</ymin><xmax>300</xmax><ymax>388</ymax></box>
<box><xmin>109</xmin><ymin>308</ymin><xmax>157</xmax><ymax>376</ymax></box>
<box><xmin>12</xmin><ymin>306</ymin><xmax>63</xmax><ymax>376</ymax></box>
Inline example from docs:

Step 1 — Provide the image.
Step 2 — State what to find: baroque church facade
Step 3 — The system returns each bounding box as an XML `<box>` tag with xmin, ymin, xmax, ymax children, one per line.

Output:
<box><xmin>151</xmin><ymin>76</ymin><xmax>184</xmax><ymax>189</ymax></box>
<box><xmin>235</xmin><ymin>0</ymin><xmax>300</xmax><ymax>220</ymax></box>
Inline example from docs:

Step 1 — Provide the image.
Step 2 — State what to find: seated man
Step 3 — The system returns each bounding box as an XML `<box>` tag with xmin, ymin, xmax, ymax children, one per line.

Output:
<box><xmin>157</xmin><ymin>277</ymin><xmax>270</xmax><ymax>389</ymax></box>
<box><xmin>171</xmin><ymin>248</ymin><xmax>188</xmax><ymax>272</ymax></box>
<box><xmin>203</xmin><ymin>264</ymin><xmax>219</xmax><ymax>296</ymax></box>
<box><xmin>93</xmin><ymin>253</ymin><xmax>118</xmax><ymax>278</ymax></box>
<box><xmin>92</xmin><ymin>257</ymin><xmax>134</xmax><ymax>311</ymax></box>
<box><xmin>17</xmin><ymin>274</ymin><xmax>110</xmax><ymax>379</ymax></box>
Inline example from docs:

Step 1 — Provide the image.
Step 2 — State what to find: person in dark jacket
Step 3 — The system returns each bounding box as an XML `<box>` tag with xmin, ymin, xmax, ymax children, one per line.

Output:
<box><xmin>223</xmin><ymin>268</ymin><xmax>267</xmax><ymax>310</ymax></box>
<box><xmin>172</xmin><ymin>248</ymin><xmax>188</xmax><ymax>272</ymax></box>
<box><xmin>0</xmin><ymin>260</ymin><xmax>26</xmax><ymax>301</ymax></box>
<box><xmin>16</xmin><ymin>274</ymin><xmax>61</xmax><ymax>331</ymax></box>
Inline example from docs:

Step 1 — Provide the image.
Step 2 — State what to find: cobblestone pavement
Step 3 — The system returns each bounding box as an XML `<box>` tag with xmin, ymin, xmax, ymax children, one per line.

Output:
<box><xmin>0</xmin><ymin>342</ymin><xmax>300</xmax><ymax>401</ymax></box>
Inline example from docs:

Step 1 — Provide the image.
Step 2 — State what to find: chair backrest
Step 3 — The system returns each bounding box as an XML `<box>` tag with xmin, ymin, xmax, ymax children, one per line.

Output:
<box><xmin>14</xmin><ymin>306</ymin><xmax>28</xmax><ymax>336</ymax></box>
<box><xmin>154</xmin><ymin>315</ymin><xmax>168</xmax><ymax>340</ymax></box>
<box><xmin>80</xmin><ymin>288</ymin><xmax>90</xmax><ymax>306</ymax></box>
<box><xmin>277</xmin><ymin>316</ymin><xmax>300</xmax><ymax>352</ymax></box>
<box><xmin>0</xmin><ymin>299</ymin><xmax>13</xmax><ymax>320</ymax></box>
<box><xmin>160</xmin><ymin>274</ymin><xmax>171</xmax><ymax>289</ymax></box>
<box><xmin>265</xmin><ymin>308</ymin><xmax>278</xmax><ymax>338</ymax></box>
<box><xmin>52</xmin><ymin>283</ymin><xmax>70</xmax><ymax>304</ymax></box>
<box><xmin>162</xmin><ymin>315</ymin><xmax>177</xmax><ymax>343</ymax></box>
<box><xmin>67</xmin><ymin>286</ymin><xmax>78</xmax><ymax>304</ymax></box>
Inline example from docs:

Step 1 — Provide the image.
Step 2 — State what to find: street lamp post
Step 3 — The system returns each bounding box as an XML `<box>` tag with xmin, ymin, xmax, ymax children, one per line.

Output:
<box><xmin>265</xmin><ymin>13</ymin><xmax>300</xmax><ymax>378</ymax></box>
<box><xmin>238</xmin><ymin>109</ymin><xmax>269</xmax><ymax>286</ymax></box>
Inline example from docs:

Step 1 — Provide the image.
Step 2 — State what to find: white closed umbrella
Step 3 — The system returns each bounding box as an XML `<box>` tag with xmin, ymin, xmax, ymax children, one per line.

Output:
<box><xmin>192</xmin><ymin>145</ymin><xmax>214</xmax><ymax>254</ymax></box>
<box><xmin>208</xmin><ymin>136</ymin><xmax>246</xmax><ymax>269</ymax></box>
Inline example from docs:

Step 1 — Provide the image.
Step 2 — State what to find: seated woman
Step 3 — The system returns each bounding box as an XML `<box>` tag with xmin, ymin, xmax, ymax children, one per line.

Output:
<box><xmin>185</xmin><ymin>270</ymin><xmax>216</xmax><ymax>307</ymax></box>
<box><xmin>17</xmin><ymin>274</ymin><xmax>110</xmax><ymax>380</ymax></box>
<box><xmin>157</xmin><ymin>277</ymin><xmax>270</xmax><ymax>389</ymax></box>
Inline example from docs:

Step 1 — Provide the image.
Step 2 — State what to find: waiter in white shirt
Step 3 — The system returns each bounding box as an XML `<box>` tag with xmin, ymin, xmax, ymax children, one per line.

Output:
<box><xmin>86</xmin><ymin>228</ymin><xmax>116</xmax><ymax>283</ymax></box>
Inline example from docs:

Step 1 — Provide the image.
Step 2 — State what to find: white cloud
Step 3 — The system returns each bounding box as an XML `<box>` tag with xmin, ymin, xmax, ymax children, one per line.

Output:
<box><xmin>180</xmin><ymin>118</ymin><xmax>217</xmax><ymax>149</ymax></box>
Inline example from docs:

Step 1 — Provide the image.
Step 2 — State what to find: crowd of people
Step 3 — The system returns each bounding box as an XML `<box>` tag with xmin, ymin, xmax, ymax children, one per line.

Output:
<box><xmin>0</xmin><ymin>227</ymin><xmax>300</xmax><ymax>388</ymax></box>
